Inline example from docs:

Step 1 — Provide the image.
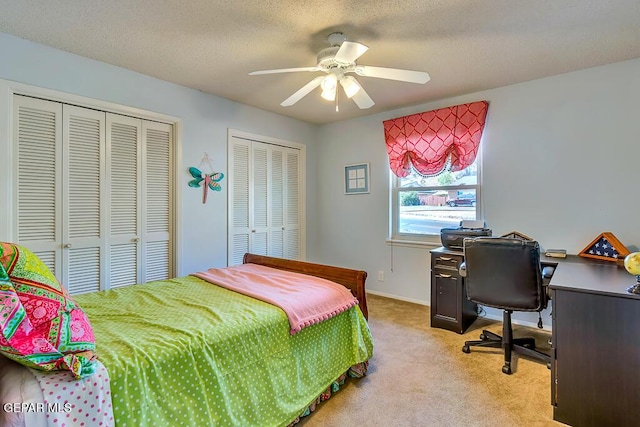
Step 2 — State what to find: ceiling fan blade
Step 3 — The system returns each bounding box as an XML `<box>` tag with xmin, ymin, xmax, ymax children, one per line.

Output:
<box><xmin>281</xmin><ymin>76</ymin><xmax>325</xmax><ymax>106</ymax></box>
<box><xmin>355</xmin><ymin>66</ymin><xmax>431</xmax><ymax>84</ymax></box>
<box><xmin>334</xmin><ymin>41</ymin><xmax>369</xmax><ymax>63</ymax></box>
<box><xmin>350</xmin><ymin>80</ymin><xmax>375</xmax><ymax>109</ymax></box>
<box><xmin>249</xmin><ymin>67</ymin><xmax>320</xmax><ymax>75</ymax></box>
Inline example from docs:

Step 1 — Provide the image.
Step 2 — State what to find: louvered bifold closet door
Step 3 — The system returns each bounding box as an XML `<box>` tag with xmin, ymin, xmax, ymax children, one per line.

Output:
<box><xmin>107</xmin><ymin>114</ymin><xmax>142</xmax><ymax>289</ymax></box>
<box><xmin>14</xmin><ymin>96</ymin><xmax>63</xmax><ymax>276</ymax></box>
<box><xmin>251</xmin><ymin>143</ymin><xmax>269</xmax><ymax>256</ymax></box>
<box><xmin>62</xmin><ymin>106</ymin><xmax>106</xmax><ymax>294</ymax></box>
<box><xmin>228</xmin><ymin>138</ymin><xmax>251</xmax><ymax>266</ymax></box>
<box><xmin>284</xmin><ymin>148</ymin><xmax>300</xmax><ymax>260</ymax></box>
<box><xmin>142</xmin><ymin>121</ymin><xmax>173</xmax><ymax>282</ymax></box>
<box><xmin>228</xmin><ymin>135</ymin><xmax>303</xmax><ymax>266</ymax></box>
<box><xmin>269</xmin><ymin>148</ymin><xmax>285</xmax><ymax>257</ymax></box>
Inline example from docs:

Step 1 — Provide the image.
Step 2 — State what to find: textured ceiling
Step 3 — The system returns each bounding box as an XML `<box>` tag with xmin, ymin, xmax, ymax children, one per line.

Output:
<box><xmin>0</xmin><ymin>0</ymin><xmax>639</xmax><ymax>124</ymax></box>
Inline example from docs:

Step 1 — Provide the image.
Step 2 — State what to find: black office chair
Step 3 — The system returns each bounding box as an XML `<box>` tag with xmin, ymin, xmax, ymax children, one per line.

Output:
<box><xmin>459</xmin><ymin>237</ymin><xmax>552</xmax><ymax>375</ymax></box>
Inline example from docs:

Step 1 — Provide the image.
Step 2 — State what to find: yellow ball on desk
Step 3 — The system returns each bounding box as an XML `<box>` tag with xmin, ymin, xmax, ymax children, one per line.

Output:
<box><xmin>624</xmin><ymin>252</ymin><xmax>640</xmax><ymax>276</ymax></box>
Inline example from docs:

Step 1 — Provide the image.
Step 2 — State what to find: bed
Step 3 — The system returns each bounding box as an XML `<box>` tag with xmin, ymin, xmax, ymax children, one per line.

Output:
<box><xmin>0</xmin><ymin>253</ymin><xmax>373</xmax><ymax>427</ymax></box>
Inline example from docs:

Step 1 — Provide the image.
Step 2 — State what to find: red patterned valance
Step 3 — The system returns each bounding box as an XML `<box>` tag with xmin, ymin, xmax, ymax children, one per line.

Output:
<box><xmin>383</xmin><ymin>101</ymin><xmax>489</xmax><ymax>177</ymax></box>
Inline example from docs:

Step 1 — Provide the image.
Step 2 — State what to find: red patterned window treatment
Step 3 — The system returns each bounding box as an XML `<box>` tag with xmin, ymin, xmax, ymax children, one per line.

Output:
<box><xmin>383</xmin><ymin>101</ymin><xmax>489</xmax><ymax>178</ymax></box>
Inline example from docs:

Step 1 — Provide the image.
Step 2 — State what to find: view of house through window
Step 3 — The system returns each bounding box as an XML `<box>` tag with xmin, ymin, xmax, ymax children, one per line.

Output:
<box><xmin>394</xmin><ymin>159</ymin><xmax>479</xmax><ymax>238</ymax></box>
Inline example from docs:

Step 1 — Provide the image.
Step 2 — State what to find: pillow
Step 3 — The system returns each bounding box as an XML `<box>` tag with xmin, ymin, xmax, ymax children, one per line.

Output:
<box><xmin>0</xmin><ymin>242</ymin><xmax>97</xmax><ymax>378</ymax></box>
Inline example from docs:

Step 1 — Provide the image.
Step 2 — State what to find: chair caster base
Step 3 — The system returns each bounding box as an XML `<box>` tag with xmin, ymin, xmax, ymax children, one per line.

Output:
<box><xmin>462</xmin><ymin>345</ymin><xmax>470</xmax><ymax>354</ymax></box>
<box><xmin>502</xmin><ymin>364</ymin><xmax>512</xmax><ymax>375</ymax></box>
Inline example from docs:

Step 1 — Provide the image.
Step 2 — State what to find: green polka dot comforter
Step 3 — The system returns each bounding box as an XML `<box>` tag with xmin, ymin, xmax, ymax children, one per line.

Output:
<box><xmin>75</xmin><ymin>275</ymin><xmax>373</xmax><ymax>427</ymax></box>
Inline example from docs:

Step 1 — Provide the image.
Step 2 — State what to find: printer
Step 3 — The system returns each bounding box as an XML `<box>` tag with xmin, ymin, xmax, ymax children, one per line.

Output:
<box><xmin>440</xmin><ymin>220</ymin><xmax>492</xmax><ymax>250</ymax></box>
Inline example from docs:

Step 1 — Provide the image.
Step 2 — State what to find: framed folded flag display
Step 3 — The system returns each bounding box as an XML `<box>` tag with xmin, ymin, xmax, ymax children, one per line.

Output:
<box><xmin>579</xmin><ymin>232</ymin><xmax>630</xmax><ymax>263</ymax></box>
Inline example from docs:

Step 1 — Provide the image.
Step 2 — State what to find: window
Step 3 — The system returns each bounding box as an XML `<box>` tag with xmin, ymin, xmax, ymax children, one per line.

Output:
<box><xmin>384</xmin><ymin>100</ymin><xmax>489</xmax><ymax>244</ymax></box>
<box><xmin>391</xmin><ymin>157</ymin><xmax>480</xmax><ymax>242</ymax></box>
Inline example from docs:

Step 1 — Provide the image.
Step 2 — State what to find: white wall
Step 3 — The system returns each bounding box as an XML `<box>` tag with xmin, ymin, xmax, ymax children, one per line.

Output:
<box><xmin>0</xmin><ymin>32</ymin><xmax>319</xmax><ymax>274</ymax></box>
<box><xmin>315</xmin><ymin>58</ymin><xmax>640</xmax><ymax>326</ymax></box>
<box><xmin>2</xmin><ymin>31</ymin><xmax>639</xmax><ymax>327</ymax></box>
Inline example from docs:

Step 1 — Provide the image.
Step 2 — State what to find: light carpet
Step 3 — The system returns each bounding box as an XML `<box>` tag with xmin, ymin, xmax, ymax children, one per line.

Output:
<box><xmin>299</xmin><ymin>294</ymin><xmax>564</xmax><ymax>427</ymax></box>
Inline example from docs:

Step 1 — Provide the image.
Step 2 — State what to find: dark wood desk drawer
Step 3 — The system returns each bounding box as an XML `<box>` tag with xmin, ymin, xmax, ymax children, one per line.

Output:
<box><xmin>432</xmin><ymin>254</ymin><xmax>461</xmax><ymax>270</ymax></box>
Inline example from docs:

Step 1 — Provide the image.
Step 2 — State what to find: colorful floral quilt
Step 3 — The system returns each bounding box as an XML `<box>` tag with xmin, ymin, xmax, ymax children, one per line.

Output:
<box><xmin>74</xmin><ymin>275</ymin><xmax>374</xmax><ymax>427</ymax></box>
<box><xmin>0</xmin><ymin>243</ymin><xmax>97</xmax><ymax>378</ymax></box>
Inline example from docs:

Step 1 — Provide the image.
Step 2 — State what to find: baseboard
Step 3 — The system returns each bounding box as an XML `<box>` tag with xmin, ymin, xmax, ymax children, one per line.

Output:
<box><xmin>480</xmin><ymin>311</ymin><xmax>552</xmax><ymax>332</ymax></box>
<box><xmin>366</xmin><ymin>290</ymin><xmax>552</xmax><ymax>331</ymax></box>
<box><xmin>366</xmin><ymin>289</ymin><xmax>429</xmax><ymax>306</ymax></box>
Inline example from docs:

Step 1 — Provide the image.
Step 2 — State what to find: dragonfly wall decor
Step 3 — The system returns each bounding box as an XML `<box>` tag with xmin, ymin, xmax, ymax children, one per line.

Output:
<box><xmin>188</xmin><ymin>153</ymin><xmax>224</xmax><ymax>204</ymax></box>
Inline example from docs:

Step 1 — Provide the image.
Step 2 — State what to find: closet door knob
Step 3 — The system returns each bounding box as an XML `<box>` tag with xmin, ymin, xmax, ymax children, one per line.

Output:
<box><xmin>63</xmin><ymin>243</ymin><xmax>72</xmax><ymax>249</ymax></box>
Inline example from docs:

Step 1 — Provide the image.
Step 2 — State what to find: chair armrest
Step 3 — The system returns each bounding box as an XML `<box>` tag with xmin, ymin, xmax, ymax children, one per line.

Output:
<box><xmin>542</xmin><ymin>266</ymin><xmax>555</xmax><ymax>293</ymax></box>
<box><xmin>459</xmin><ymin>262</ymin><xmax>467</xmax><ymax>277</ymax></box>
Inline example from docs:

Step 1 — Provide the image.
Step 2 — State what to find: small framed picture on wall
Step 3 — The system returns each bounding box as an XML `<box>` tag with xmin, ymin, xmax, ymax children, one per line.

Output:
<box><xmin>345</xmin><ymin>163</ymin><xmax>370</xmax><ymax>194</ymax></box>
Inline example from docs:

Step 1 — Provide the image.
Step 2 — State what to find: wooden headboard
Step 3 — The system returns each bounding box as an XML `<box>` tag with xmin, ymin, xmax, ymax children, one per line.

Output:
<box><xmin>242</xmin><ymin>253</ymin><xmax>368</xmax><ymax>319</ymax></box>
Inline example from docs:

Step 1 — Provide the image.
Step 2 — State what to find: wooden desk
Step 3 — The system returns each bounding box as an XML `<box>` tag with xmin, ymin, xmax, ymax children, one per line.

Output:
<box><xmin>547</xmin><ymin>255</ymin><xmax>640</xmax><ymax>427</ymax></box>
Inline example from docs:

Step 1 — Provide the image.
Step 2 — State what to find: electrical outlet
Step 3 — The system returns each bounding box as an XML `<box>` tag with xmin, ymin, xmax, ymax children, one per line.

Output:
<box><xmin>378</xmin><ymin>270</ymin><xmax>384</xmax><ymax>281</ymax></box>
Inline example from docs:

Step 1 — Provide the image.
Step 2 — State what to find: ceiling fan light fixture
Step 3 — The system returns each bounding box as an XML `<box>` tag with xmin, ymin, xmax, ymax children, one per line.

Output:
<box><xmin>321</xmin><ymin>74</ymin><xmax>337</xmax><ymax>91</ymax></box>
<box><xmin>321</xmin><ymin>73</ymin><xmax>338</xmax><ymax>101</ymax></box>
<box><xmin>340</xmin><ymin>76</ymin><xmax>361</xmax><ymax>98</ymax></box>
<box><xmin>321</xmin><ymin>86</ymin><xmax>336</xmax><ymax>101</ymax></box>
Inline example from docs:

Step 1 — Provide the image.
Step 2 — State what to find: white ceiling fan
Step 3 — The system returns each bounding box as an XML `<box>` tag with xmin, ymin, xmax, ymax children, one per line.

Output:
<box><xmin>249</xmin><ymin>32</ymin><xmax>431</xmax><ymax>110</ymax></box>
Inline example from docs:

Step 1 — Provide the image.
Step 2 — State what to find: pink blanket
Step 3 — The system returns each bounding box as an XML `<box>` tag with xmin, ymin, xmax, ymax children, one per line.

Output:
<box><xmin>192</xmin><ymin>263</ymin><xmax>359</xmax><ymax>334</ymax></box>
